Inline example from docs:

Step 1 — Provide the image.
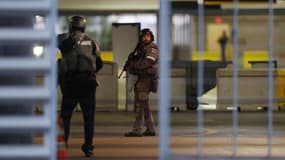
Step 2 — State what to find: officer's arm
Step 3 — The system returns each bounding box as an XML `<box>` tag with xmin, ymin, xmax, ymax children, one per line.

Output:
<box><xmin>92</xmin><ymin>40</ymin><xmax>103</xmax><ymax>73</ymax></box>
<box><xmin>96</xmin><ymin>56</ymin><xmax>103</xmax><ymax>73</ymax></box>
<box><xmin>135</xmin><ymin>47</ymin><xmax>157</xmax><ymax>70</ymax></box>
<box><xmin>56</xmin><ymin>48</ymin><xmax>63</xmax><ymax>85</ymax></box>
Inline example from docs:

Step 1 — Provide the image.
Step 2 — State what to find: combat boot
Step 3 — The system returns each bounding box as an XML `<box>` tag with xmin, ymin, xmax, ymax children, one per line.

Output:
<box><xmin>143</xmin><ymin>129</ymin><xmax>156</xmax><ymax>136</ymax></box>
<box><xmin>81</xmin><ymin>144</ymin><xmax>94</xmax><ymax>157</ymax></box>
<box><xmin>124</xmin><ymin>131</ymin><xmax>143</xmax><ymax>137</ymax></box>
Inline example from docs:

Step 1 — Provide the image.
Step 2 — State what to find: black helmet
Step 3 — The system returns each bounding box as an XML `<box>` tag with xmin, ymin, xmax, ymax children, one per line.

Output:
<box><xmin>69</xmin><ymin>15</ymin><xmax>87</xmax><ymax>32</ymax></box>
<box><xmin>140</xmin><ymin>28</ymin><xmax>154</xmax><ymax>41</ymax></box>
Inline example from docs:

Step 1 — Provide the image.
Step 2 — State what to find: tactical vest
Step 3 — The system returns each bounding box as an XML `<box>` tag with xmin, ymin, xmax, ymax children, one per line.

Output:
<box><xmin>58</xmin><ymin>32</ymin><xmax>97</xmax><ymax>74</ymax></box>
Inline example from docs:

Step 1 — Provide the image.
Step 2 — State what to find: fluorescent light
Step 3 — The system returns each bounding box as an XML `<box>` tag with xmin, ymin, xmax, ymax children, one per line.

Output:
<box><xmin>33</xmin><ymin>46</ymin><xmax>44</xmax><ymax>57</ymax></box>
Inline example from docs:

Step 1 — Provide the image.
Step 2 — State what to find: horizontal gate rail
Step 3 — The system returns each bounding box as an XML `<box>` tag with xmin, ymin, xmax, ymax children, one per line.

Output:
<box><xmin>0</xmin><ymin>117</ymin><xmax>50</xmax><ymax>130</ymax></box>
<box><xmin>0</xmin><ymin>146</ymin><xmax>50</xmax><ymax>159</ymax></box>
<box><xmin>0</xmin><ymin>29</ymin><xmax>50</xmax><ymax>41</ymax></box>
<box><xmin>0</xmin><ymin>58</ymin><xmax>50</xmax><ymax>72</ymax></box>
<box><xmin>0</xmin><ymin>87</ymin><xmax>50</xmax><ymax>100</ymax></box>
<box><xmin>0</xmin><ymin>0</ymin><xmax>51</xmax><ymax>11</ymax></box>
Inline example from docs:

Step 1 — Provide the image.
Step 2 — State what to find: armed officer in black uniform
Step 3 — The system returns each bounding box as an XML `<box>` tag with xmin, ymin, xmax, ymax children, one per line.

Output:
<box><xmin>57</xmin><ymin>15</ymin><xmax>103</xmax><ymax>157</ymax></box>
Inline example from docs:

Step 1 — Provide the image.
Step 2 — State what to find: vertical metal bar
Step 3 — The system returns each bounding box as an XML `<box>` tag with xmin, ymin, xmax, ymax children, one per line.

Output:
<box><xmin>232</xmin><ymin>0</ymin><xmax>240</xmax><ymax>158</ymax></box>
<box><xmin>47</xmin><ymin>0</ymin><xmax>58</xmax><ymax>159</ymax></box>
<box><xmin>178</xmin><ymin>14</ymin><xmax>181</xmax><ymax>45</ymax></box>
<box><xmin>183</xmin><ymin>14</ymin><xmax>186</xmax><ymax>45</ymax></box>
<box><xmin>267</xmin><ymin>0</ymin><xmax>274</xmax><ymax>157</ymax></box>
<box><xmin>188</xmin><ymin>14</ymin><xmax>191</xmax><ymax>49</ymax></box>
<box><xmin>197</xmin><ymin>0</ymin><xmax>204</xmax><ymax>159</ymax></box>
<box><xmin>189</xmin><ymin>15</ymin><xmax>193</xmax><ymax>58</ymax></box>
<box><xmin>179</xmin><ymin>14</ymin><xmax>182</xmax><ymax>45</ymax></box>
<box><xmin>159</xmin><ymin>0</ymin><xmax>171</xmax><ymax>160</ymax></box>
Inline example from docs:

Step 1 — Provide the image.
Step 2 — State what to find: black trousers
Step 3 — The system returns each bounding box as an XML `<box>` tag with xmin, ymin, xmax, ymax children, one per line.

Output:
<box><xmin>60</xmin><ymin>73</ymin><xmax>96</xmax><ymax>148</ymax></box>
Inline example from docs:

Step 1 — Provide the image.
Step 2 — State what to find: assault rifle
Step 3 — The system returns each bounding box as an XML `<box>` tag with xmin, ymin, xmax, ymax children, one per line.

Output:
<box><xmin>118</xmin><ymin>43</ymin><xmax>141</xmax><ymax>79</ymax></box>
<box><xmin>118</xmin><ymin>62</ymin><xmax>128</xmax><ymax>79</ymax></box>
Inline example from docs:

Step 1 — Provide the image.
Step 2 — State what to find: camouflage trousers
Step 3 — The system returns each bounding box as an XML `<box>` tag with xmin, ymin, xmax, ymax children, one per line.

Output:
<box><xmin>132</xmin><ymin>90</ymin><xmax>155</xmax><ymax>133</ymax></box>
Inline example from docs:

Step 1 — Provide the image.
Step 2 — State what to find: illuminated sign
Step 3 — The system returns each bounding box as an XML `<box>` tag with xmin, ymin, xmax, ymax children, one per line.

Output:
<box><xmin>215</xmin><ymin>16</ymin><xmax>223</xmax><ymax>23</ymax></box>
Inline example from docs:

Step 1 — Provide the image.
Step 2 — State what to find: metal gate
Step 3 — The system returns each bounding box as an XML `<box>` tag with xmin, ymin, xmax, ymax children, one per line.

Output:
<box><xmin>158</xmin><ymin>0</ymin><xmax>284</xmax><ymax>159</ymax></box>
<box><xmin>0</xmin><ymin>0</ymin><xmax>57</xmax><ymax>159</ymax></box>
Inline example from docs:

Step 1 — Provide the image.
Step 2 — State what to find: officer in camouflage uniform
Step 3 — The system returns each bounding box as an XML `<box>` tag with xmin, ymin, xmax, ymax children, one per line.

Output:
<box><xmin>57</xmin><ymin>15</ymin><xmax>103</xmax><ymax>157</ymax></box>
<box><xmin>124</xmin><ymin>28</ymin><xmax>158</xmax><ymax>137</ymax></box>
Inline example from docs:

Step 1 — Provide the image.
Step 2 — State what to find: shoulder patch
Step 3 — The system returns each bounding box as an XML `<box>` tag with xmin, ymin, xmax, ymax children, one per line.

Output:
<box><xmin>146</xmin><ymin>55</ymin><xmax>156</xmax><ymax>61</ymax></box>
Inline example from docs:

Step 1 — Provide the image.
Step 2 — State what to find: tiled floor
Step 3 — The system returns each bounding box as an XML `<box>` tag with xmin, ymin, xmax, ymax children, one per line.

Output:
<box><xmin>65</xmin><ymin>111</ymin><xmax>285</xmax><ymax>160</ymax></box>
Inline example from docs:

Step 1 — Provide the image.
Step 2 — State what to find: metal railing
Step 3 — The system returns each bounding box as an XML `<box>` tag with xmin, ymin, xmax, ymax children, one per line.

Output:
<box><xmin>159</xmin><ymin>0</ymin><xmax>282</xmax><ymax>159</ymax></box>
<box><xmin>0</xmin><ymin>0</ymin><xmax>57</xmax><ymax>159</ymax></box>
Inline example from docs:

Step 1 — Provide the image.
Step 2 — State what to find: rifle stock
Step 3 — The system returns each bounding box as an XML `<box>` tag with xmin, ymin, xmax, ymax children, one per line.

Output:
<box><xmin>118</xmin><ymin>68</ymin><xmax>125</xmax><ymax>79</ymax></box>
<box><xmin>119</xmin><ymin>47</ymin><xmax>137</xmax><ymax>79</ymax></box>
<box><xmin>118</xmin><ymin>62</ymin><xmax>128</xmax><ymax>79</ymax></box>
